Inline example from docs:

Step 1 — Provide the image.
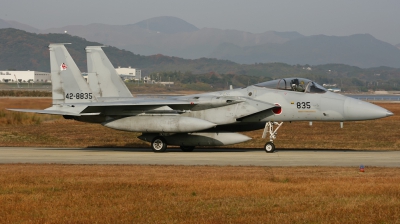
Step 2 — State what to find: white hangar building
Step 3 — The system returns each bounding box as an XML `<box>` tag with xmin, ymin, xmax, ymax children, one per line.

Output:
<box><xmin>115</xmin><ymin>66</ymin><xmax>141</xmax><ymax>80</ymax></box>
<box><xmin>0</xmin><ymin>71</ymin><xmax>51</xmax><ymax>83</ymax></box>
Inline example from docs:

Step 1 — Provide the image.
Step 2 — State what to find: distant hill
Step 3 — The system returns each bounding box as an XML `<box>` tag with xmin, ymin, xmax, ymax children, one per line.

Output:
<box><xmin>272</xmin><ymin>31</ymin><xmax>304</xmax><ymax>40</ymax></box>
<box><xmin>3</xmin><ymin>17</ymin><xmax>400</xmax><ymax>68</ymax></box>
<box><xmin>0</xmin><ymin>18</ymin><xmax>39</xmax><ymax>33</ymax></box>
<box><xmin>134</xmin><ymin>16</ymin><xmax>199</xmax><ymax>34</ymax></box>
<box><xmin>0</xmin><ymin>28</ymin><xmax>351</xmax><ymax>78</ymax></box>
<box><xmin>38</xmin><ymin>17</ymin><xmax>400</xmax><ymax>68</ymax></box>
<box><xmin>2</xmin><ymin>29</ymin><xmax>313</xmax><ymax>79</ymax></box>
<box><xmin>210</xmin><ymin>34</ymin><xmax>400</xmax><ymax>68</ymax></box>
<box><xmin>41</xmin><ymin>16</ymin><xmax>301</xmax><ymax>59</ymax></box>
<box><xmin>396</xmin><ymin>43</ymin><xmax>400</xmax><ymax>50</ymax></box>
<box><xmin>1</xmin><ymin>28</ymin><xmax>400</xmax><ymax>92</ymax></box>
<box><xmin>0</xmin><ymin>28</ymin><xmax>241</xmax><ymax>74</ymax></box>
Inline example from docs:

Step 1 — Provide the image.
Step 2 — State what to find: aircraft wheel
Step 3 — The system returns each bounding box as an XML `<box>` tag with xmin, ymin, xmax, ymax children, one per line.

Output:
<box><xmin>180</xmin><ymin>146</ymin><xmax>195</xmax><ymax>152</ymax></box>
<box><xmin>264</xmin><ymin>142</ymin><xmax>275</xmax><ymax>153</ymax></box>
<box><xmin>151</xmin><ymin>137</ymin><xmax>167</xmax><ymax>153</ymax></box>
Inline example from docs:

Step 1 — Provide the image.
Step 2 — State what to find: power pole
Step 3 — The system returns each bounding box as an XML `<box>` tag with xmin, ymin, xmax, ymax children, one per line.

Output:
<box><xmin>14</xmin><ymin>74</ymin><xmax>19</xmax><ymax>88</ymax></box>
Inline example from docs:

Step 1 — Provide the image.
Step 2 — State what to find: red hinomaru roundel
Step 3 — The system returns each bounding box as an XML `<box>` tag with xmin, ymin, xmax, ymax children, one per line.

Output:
<box><xmin>60</xmin><ymin>63</ymin><xmax>68</xmax><ymax>70</ymax></box>
<box><xmin>272</xmin><ymin>103</ymin><xmax>282</xmax><ymax>115</ymax></box>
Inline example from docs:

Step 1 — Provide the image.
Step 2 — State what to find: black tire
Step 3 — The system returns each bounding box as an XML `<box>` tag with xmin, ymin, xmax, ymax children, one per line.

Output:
<box><xmin>180</xmin><ymin>146</ymin><xmax>195</xmax><ymax>152</ymax></box>
<box><xmin>264</xmin><ymin>142</ymin><xmax>275</xmax><ymax>153</ymax></box>
<box><xmin>151</xmin><ymin>137</ymin><xmax>167</xmax><ymax>153</ymax></box>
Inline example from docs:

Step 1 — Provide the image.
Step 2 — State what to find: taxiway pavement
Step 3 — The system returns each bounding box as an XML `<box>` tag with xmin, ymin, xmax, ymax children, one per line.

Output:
<box><xmin>0</xmin><ymin>147</ymin><xmax>399</xmax><ymax>167</ymax></box>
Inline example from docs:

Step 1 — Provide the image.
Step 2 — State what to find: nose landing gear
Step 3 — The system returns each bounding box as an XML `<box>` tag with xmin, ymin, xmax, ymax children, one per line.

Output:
<box><xmin>264</xmin><ymin>142</ymin><xmax>275</xmax><ymax>153</ymax></box>
<box><xmin>262</xmin><ymin>121</ymin><xmax>283</xmax><ymax>153</ymax></box>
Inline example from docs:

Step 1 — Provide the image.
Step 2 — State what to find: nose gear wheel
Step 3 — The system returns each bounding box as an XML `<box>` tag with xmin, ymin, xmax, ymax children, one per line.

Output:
<box><xmin>262</xmin><ymin>121</ymin><xmax>283</xmax><ymax>153</ymax></box>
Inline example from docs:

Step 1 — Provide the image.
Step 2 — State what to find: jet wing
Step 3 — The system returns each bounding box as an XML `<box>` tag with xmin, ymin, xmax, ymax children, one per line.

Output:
<box><xmin>7</xmin><ymin>109</ymin><xmax>100</xmax><ymax>116</ymax></box>
<box><xmin>8</xmin><ymin>97</ymin><xmax>246</xmax><ymax>116</ymax></box>
<box><xmin>68</xmin><ymin>97</ymin><xmax>245</xmax><ymax>112</ymax></box>
<box><xmin>69</xmin><ymin>99</ymin><xmax>196</xmax><ymax>107</ymax></box>
<box><xmin>5</xmin><ymin>101</ymin><xmax>186</xmax><ymax>117</ymax></box>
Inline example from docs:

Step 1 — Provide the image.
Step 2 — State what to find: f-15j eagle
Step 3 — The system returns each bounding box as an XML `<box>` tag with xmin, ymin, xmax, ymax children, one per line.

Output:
<box><xmin>9</xmin><ymin>44</ymin><xmax>393</xmax><ymax>153</ymax></box>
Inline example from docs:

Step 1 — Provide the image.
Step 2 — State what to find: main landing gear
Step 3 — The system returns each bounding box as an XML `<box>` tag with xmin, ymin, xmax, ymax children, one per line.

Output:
<box><xmin>151</xmin><ymin>136</ymin><xmax>167</xmax><ymax>153</ymax></box>
<box><xmin>151</xmin><ymin>136</ymin><xmax>196</xmax><ymax>153</ymax></box>
<box><xmin>262</xmin><ymin>121</ymin><xmax>283</xmax><ymax>153</ymax></box>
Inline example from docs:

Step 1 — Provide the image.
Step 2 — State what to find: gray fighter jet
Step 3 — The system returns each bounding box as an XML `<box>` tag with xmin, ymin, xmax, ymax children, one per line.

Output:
<box><xmin>9</xmin><ymin>44</ymin><xmax>393</xmax><ymax>153</ymax></box>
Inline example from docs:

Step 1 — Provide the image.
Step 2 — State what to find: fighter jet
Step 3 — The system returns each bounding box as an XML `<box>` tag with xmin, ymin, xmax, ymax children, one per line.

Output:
<box><xmin>9</xmin><ymin>44</ymin><xmax>394</xmax><ymax>153</ymax></box>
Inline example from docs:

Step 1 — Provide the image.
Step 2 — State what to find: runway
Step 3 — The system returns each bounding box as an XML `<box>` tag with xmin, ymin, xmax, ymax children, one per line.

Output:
<box><xmin>0</xmin><ymin>147</ymin><xmax>399</xmax><ymax>167</ymax></box>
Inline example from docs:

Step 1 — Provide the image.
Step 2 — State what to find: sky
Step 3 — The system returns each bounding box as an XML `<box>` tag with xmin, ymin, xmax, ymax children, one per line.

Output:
<box><xmin>1</xmin><ymin>0</ymin><xmax>399</xmax><ymax>45</ymax></box>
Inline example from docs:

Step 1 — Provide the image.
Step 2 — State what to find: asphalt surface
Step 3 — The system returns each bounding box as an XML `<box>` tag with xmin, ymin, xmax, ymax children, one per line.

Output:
<box><xmin>0</xmin><ymin>147</ymin><xmax>399</xmax><ymax>167</ymax></box>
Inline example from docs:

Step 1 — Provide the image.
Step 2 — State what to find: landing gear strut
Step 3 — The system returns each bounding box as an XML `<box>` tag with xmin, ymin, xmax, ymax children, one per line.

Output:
<box><xmin>262</xmin><ymin>121</ymin><xmax>283</xmax><ymax>153</ymax></box>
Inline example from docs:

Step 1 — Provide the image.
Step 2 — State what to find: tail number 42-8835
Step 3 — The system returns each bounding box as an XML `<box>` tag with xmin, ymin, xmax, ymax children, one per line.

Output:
<box><xmin>65</xmin><ymin>93</ymin><xmax>93</xmax><ymax>100</ymax></box>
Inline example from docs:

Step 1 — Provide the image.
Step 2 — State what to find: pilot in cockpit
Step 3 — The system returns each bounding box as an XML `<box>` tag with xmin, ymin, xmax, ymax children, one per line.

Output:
<box><xmin>290</xmin><ymin>78</ymin><xmax>305</xmax><ymax>92</ymax></box>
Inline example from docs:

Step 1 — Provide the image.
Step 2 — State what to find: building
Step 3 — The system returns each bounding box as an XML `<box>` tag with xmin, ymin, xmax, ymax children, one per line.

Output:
<box><xmin>143</xmin><ymin>76</ymin><xmax>153</xmax><ymax>84</ymax></box>
<box><xmin>0</xmin><ymin>71</ymin><xmax>51</xmax><ymax>83</ymax></box>
<box><xmin>115</xmin><ymin>66</ymin><xmax>141</xmax><ymax>80</ymax></box>
<box><xmin>142</xmin><ymin>76</ymin><xmax>174</xmax><ymax>86</ymax></box>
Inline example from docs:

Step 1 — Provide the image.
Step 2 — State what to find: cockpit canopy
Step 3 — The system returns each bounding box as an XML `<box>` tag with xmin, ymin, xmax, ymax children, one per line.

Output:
<box><xmin>255</xmin><ymin>78</ymin><xmax>327</xmax><ymax>93</ymax></box>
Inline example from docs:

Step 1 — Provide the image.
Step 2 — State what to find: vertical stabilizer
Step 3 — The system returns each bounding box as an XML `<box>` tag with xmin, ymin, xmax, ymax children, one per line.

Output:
<box><xmin>49</xmin><ymin>44</ymin><xmax>96</xmax><ymax>104</ymax></box>
<box><xmin>86</xmin><ymin>46</ymin><xmax>133</xmax><ymax>98</ymax></box>
<box><xmin>87</xmin><ymin>72</ymin><xmax>101</xmax><ymax>97</ymax></box>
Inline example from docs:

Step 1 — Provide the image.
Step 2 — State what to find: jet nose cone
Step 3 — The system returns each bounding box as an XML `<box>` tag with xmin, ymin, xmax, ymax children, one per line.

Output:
<box><xmin>386</xmin><ymin>110</ymin><xmax>394</xmax><ymax>117</ymax></box>
<box><xmin>344</xmin><ymin>98</ymin><xmax>393</xmax><ymax>121</ymax></box>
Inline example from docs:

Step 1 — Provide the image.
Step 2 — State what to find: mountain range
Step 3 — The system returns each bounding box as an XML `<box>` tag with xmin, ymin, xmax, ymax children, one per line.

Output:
<box><xmin>0</xmin><ymin>28</ymin><xmax>240</xmax><ymax>74</ymax></box>
<box><xmin>1</xmin><ymin>28</ymin><xmax>400</xmax><ymax>92</ymax></box>
<box><xmin>1</xmin><ymin>16</ymin><xmax>400</xmax><ymax>68</ymax></box>
<box><xmin>211</xmin><ymin>34</ymin><xmax>400</xmax><ymax>68</ymax></box>
<box><xmin>40</xmin><ymin>16</ymin><xmax>302</xmax><ymax>60</ymax></box>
